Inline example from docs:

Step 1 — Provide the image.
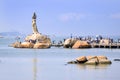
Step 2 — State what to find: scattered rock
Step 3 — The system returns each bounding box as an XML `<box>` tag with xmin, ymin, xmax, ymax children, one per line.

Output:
<box><xmin>114</xmin><ymin>59</ymin><xmax>120</xmax><ymax>61</ymax></box>
<box><xmin>68</xmin><ymin>56</ymin><xmax>112</xmax><ymax>65</ymax></box>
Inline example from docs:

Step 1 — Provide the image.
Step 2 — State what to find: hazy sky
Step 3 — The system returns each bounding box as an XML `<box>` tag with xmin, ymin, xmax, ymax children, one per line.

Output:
<box><xmin>0</xmin><ymin>0</ymin><xmax>120</xmax><ymax>36</ymax></box>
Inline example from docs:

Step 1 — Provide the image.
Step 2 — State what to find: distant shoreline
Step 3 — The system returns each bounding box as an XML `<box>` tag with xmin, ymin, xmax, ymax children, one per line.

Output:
<box><xmin>0</xmin><ymin>36</ymin><xmax>3</xmax><ymax>38</ymax></box>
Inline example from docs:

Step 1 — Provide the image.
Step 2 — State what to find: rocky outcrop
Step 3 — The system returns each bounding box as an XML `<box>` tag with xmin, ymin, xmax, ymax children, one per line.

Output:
<box><xmin>63</xmin><ymin>39</ymin><xmax>91</xmax><ymax>49</ymax></box>
<box><xmin>20</xmin><ymin>42</ymin><xmax>34</xmax><ymax>48</ymax></box>
<box><xmin>25</xmin><ymin>33</ymin><xmax>51</xmax><ymax>44</ymax></box>
<box><xmin>12</xmin><ymin>12</ymin><xmax>51</xmax><ymax>49</ymax></box>
<box><xmin>33</xmin><ymin>43</ymin><xmax>50</xmax><ymax>49</ymax></box>
<box><xmin>72</xmin><ymin>40</ymin><xmax>91</xmax><ymax>49</ymax></box>
<box><xmin>68</xmin><ymin>56</ymin><xmax>112</xmax><ymax>65</ymax></box>
<box><xmin>12</xmin><ymin>41</ymin><xmax>21</xmax><ymax>48</ymax></box>
<box><xmin>25</xmin><ymin>12</ymin><xmax>51</xmax><ymax>46</ymax></box>
<box><xmin>63</xmin><ymin>38</ymin><xmax>77</xmax><ymax>48</ymax></box>
<box><xmin>25</xmin><ymin>33</ymin><xmax>51</xmax><ymax>49</ymax></box>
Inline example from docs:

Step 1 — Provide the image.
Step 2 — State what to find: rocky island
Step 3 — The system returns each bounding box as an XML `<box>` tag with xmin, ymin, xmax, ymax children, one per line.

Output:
<box><xmin>12</xmin><ymin>13</ymin><xmax>51</xmax><ymax>49</ymax></box>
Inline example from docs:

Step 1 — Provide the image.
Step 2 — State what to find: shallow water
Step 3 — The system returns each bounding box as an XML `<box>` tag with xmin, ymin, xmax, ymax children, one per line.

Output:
<box><xmin>0</xmin><ymin>38</ymin><xmax>120</xmax><ymax>80</ymax></box>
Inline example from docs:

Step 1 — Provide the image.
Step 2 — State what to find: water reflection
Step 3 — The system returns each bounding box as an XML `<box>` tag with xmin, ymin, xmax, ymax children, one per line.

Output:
<box><xmin>76</xmin><ymin>64</ymin><xmax>111</xmax><ymax>69</ymax></box>
<box><xmin>33</xmin><ymin>53</ymin><xmax>37</xmax><ymax>80</ymax></box>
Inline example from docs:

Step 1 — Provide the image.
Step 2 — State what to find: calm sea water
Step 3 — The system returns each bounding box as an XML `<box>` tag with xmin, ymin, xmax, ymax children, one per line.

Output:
<box><xmin>0</xmin><ymin>38</ymin><xmax>120</xmax><ymax>80</ymax></box>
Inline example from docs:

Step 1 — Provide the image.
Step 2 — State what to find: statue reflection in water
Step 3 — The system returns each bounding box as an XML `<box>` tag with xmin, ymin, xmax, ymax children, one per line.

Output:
<box><xmin>33</xmin><ymin>53</ymin><xmax>37</xmax><ymax>80</ymax></box>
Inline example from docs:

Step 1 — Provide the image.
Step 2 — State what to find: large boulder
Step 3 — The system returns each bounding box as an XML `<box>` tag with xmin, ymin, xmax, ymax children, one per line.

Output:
<box><xmin>33</xmin><ymin>43</ymin><xmax>51</xmax><ymax>49</ymax></box>
<box><xmin>21</xmin><ymin>42</ymin><xmax>34</xmax><ymax>48</ymax></box>
<box><xmin>63</xmin><ymin>38</ymin><xmax>77</xmax><ymax>48</ymax></box>
<box><xmin>72</xmin><ymin>40</ymin><xmax>91</xmax><ymax>49</ymax></box>
<box><xmin>76</xmin><ymin>56</ymin><xmax>87</xmax><ymax>63</ymax></box>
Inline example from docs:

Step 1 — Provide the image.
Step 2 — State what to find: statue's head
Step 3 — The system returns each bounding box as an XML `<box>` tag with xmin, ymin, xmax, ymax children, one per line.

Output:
<box><xmin>32</xmin><ymin>12</ymin><xmax>37</xmax><ymax>19</ymax></box>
